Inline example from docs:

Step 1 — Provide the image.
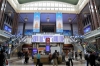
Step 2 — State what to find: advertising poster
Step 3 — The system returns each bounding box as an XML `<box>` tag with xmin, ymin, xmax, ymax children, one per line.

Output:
<box><xmin>56</xmin><ymin>12</ymin><xmax>63</xmax><ymax>33</ymax></box>
<box><xmin>33</xmin><ymin>12</ymin><xmax>40</xmax><ymax>32</ymax></box>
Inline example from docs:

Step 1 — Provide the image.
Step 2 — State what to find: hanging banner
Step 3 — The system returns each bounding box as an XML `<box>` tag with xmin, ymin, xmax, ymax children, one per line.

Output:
<box><xmin>33</xmin><ymin>12</ymin><xmax>40</xmax><ymax>32</ymax></box>
<box><xmin>56</xmin><ymin>12</ymin><xmax>63</xmax><ymax>33</ymax></box>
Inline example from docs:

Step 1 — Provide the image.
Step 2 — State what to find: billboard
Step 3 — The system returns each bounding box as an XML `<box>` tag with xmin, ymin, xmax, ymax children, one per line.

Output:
<box><xmin>33</xmin><ymin>12</ymin><xmax>40</xmax><ymax>32</ymax></box>
<box><xmin>56</xmin><ymin>12</ymin><xmax>63</xmax><ymax>33</ymax></box>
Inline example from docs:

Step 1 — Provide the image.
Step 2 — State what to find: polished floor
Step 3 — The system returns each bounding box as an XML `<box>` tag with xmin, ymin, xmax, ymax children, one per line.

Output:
<box><xmin>7</xmin><ymin>57</ymin><xmax>87</xmax><ymax>66</ymax></box>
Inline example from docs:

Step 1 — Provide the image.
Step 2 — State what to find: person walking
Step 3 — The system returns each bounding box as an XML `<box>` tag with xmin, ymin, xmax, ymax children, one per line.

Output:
<box><xmin>36</xmin><ymin>52</ymin><xmax>41</xmax><ymax>66</ymax></box>
<box><xmin>68</xmin><ymin>50</ymin><xmax>73</xmax><ymax>66</ymax></box>
<box><xmin>52</xmin><ymin>50</ymin><xmax>58</xmax><ymax>66</ymax></box>
<box><xmin>24</xmin><ymin>52</ymin><xmax>29</xmax><ymax>64</ymax></box>
<box><xmin>89</xmin><ymin>51</ymin><xmax>96</xmax><ymax>66</ymax></box>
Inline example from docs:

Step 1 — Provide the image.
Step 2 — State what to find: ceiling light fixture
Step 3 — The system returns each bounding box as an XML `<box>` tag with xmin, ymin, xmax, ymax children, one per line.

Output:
<box><xmin>47</xmin><ymin>14</ymin><xmax>50</xmax><ymax>22</ymax></box>
<box><xmin>24</xmin><ymin>15</ymin><xmax>28</xmax><ymax>22</ymax></box>
<box><xmin>8</xmin><ymin>10</ymin><xmax>12</xmax><ymax>16</ymax></box>
<box><xmin>68</xmin><ymin>18</ymin><xmax>72</xmax><ymax>22</ymax></box>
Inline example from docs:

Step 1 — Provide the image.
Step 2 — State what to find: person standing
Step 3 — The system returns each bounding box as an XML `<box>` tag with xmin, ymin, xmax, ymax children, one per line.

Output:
<box><xmin>89</xmin><ymin>51</ymin><xmax>96</xmax><ymax>66</ymax></box>
<box><xmin>36</xmin><ymin>52</ymin><xmax>41</xmax><ymax>66</ymax></box>
<box><xmin>75</xmin><ymin>51</ymin><xmax>78</xmax><ymax>60</ymax></box>
<box><xmin>84</xmin><ymin>52</ymin><xmax>90</xmax><ymax>66</ymax></box>
<box><xmin>79</xmin><ymin>51</ymin><xmax>82</xmax><ymax>60</ymax></box>
<box><xmin>62</xmin><ymin>51</ymin><xmax>65</xmax><ymax>62</ymax></box>
<box><xmin>68</xmin><ymin>50</ymin><xmax>73</xmax><ymax>66</ymax></box>
<box><xmin>52</xmin><ymin>50</ymin><xmax>58</xmax><ymax>66</ymax></box>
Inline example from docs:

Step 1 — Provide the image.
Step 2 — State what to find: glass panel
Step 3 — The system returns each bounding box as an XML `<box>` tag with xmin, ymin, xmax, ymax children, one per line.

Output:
<box><xmin>47</xmin><ymin>3</ymin><xmax>50</xmax><ymax>6</ymax></box>
<box><xmin>34</xmin><ymin>8</ymin><xmax>38</xmax><ymax>10</ymax></box>
<box><xmin>51</xmin><ymin>8</ymin><xmax>54</xmax><ymax>10</ymax></box>
<box><xmin>59</xmin><ymin>8</ymin><xmax>62</xmax><ymax>10</ymax></box>
<box><xmin>21</xmin><ymin>8</ymin><xmax>25</xmax><ymax>10</ymax></box>
<box><xmin>43</xmin><ymin>3</ymin><xmax>46</xmax><ymax>6</ymax></box>
<box><xmin>47</xmin><ymin>8</ymin><xmax>50</xmax><ymax>10</ymax></box>
<box><xmin>26</xmin><ymin>7</ymin><xmax>29</xmax><ymax>10</ymax></box>
<box><xmin>51</xmin><ymin>3</ymin><xmax>54</xmax><ymax>7</ymax></box>
<box><xmin>30</xmin><ymin>8</ymin><xmax>33</xmax><ymax>10</ymax></box>
<box><xmin>59</xmin><ymin>3</ymin><xmax>62</xmax><ymax>7</ymax></box>
<box><xmin>55</xmin><ymin>8</ymin><xmax>58</xmax><ymax>10</ymax></box>
<box><xmin>55</xmin><ymin>3</ymin><xmax>58</xmax><ymax>7</ymax></box>
<box><xmin>63</xmin><ymin>8</ymin><xmax>67</xmax><ymax>10</ymax></box>
<box><xmin>42</xmin><ymin>8</ymin><xmax>46</xmax><ymax>10</ymax></box>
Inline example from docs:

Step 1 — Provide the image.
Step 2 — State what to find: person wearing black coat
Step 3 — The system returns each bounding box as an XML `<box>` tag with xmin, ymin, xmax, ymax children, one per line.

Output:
<box><xmin>0</xmin><ymin>51</ymin><xmax>5</xmax><ymax>66</ymax></box>
<box><xmin>89</xmin><ymin>51</ymin><xmax>96</xmax><ymax>66</ymax></box>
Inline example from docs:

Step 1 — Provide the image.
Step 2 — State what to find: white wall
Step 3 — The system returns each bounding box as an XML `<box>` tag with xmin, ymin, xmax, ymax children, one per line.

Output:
<box><xmin>63</xmin><ymin>23</ymin><xmax>71</xmax><ymax>30</ymax></box>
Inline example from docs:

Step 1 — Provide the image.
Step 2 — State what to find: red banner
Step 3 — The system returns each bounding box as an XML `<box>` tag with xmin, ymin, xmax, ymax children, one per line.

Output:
<box><xmin>46</xmin><ymin>38</ymin><xmax>50</xmax><ymax>44</ymax></box>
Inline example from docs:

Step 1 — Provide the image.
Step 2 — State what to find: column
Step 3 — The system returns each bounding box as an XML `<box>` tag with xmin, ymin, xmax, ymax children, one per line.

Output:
<box><xmin>77</xmin><ymin>14</ymin><xmax>84</xmax><ymax>35</ymax></box>
<box><xmin>22</xmin><ymin>22</ymin><xmax>26</xmax><ymax>37</ymax></box>
<box><xmin>88</xmin><ymin>0</ymin><xmax>99</xmax><ymax>29</ymax></box>
<box><xmin>12</xmin><ymin>13</ymin><xmax>19</xmax><ymax>35</ymax></box>
<box><xmin>0</xmin><ymin>0</ymin><xmax>7</xmax><ymax>29</ymax></box>
<box><xmin>70</xmin><ymin>23</ymin><xmax>73</xmax><ymax>36</ymax></box>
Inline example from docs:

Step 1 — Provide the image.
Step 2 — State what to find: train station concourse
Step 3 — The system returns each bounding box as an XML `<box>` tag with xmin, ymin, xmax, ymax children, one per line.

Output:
<box><xmin>0</xmin><ymin>0</ymin><xmax>100</xmax><ymax>66</ymax></box>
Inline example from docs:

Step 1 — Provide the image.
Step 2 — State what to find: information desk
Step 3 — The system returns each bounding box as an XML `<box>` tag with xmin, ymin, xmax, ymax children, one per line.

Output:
<box><xmin>33</xmin><ymin>55</ymin><xmax>62</xmax><ymax>64</ymax></box>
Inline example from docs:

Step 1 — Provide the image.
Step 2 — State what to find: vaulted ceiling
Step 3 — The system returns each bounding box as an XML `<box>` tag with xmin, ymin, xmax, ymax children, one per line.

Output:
<box><xmin>18</xmin><ymin>0</ymin><xmax>79</xmax><ymax>5</ymax></box>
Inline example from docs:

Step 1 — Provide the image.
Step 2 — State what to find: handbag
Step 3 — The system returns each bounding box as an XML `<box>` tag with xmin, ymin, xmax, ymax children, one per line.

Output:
<box><xmin>6</xmin><ymin>60</ymin><xmax>8</xmax><ymax>65</ymax></box>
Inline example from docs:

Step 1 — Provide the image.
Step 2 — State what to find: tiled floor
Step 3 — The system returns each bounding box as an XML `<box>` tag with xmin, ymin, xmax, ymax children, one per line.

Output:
<box><xmin>7</xmin><ymin>57</ymin><xmax>86</xmax><ymax>66</ymax></box>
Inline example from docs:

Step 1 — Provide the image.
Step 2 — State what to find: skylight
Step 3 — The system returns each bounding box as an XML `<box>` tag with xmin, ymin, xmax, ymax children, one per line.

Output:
<box><xmin>7</xmin><ymin>0</ymin><xmax>89</xmax><ymax>13</ymax></box>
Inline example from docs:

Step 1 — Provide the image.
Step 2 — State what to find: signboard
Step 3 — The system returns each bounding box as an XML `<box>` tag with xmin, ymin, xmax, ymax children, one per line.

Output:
<box><xmin>56</xmin><ymin>12</ymin><xmax>63</xmax><ymax>33</ymax></box>
<box><xmin>33</xmin><ymin>12</ymin><xmax>40</xmax><ymax>32</ymax></box>
<box><xmin>46</xmin><ymin>38</ymin><xmax>50</xmax><ymax>44</ymax></box>
<box><xmin>32</xmin><ymin>35</ymin><xmax>64</xmax><ymax>42</ymax></box>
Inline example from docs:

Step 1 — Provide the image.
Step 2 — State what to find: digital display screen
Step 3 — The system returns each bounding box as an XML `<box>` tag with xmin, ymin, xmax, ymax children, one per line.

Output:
<box><xmin>4</xmin><ymin>25</ymin><xmax>12</xmax><ymax>33</ymax></box>
<box><xmin>33</xmin><ymin>48</ymin><xmax>38</xmax><ymax>54</ymax></box>
<box><xmin>32</xmin><ymin>35</ymin><xmax>64</xmax><ymax>42</ymax></box>
<box><xmin>46</xmin><ymin>45</ymin><xmax>50</xmax><ymax>51</ymax></box>
<box><xmin>84</xmin><ymin>25</ymin><xmax>91</xmax><ymax>33</ymax></box>
<box><xmin>63</xmin><ymin>30</ymin><xmax>72</xmax><ymax>36</ymax></box>
<box><xmin>24</xmin><ymin>29</ymin><xmax>33</xmax><ymax>35</ymax></box>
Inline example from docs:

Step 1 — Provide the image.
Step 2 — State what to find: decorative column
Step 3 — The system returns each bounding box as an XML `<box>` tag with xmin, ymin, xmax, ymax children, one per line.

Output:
<box><xmin>0</xmin><ymin>0</ymin><xmax>7</xmax><ymax>29</ymax></box>
<box><xmin>77</xmin><ymin>14</ymin><xmax>84</xmax><ymax>35</ymax></box>
<box><xmin>88</xmin><ymin>0</ymin><xmax>99</xmax><ymax>29</ymax></box>
<box><xmin>70</xmin><ymin>23</ymin><xmax>73</xmax><ymax>36</ymax></box>
<box><xmin>12</xmin><ymin>13</ymin><xmax>19</xmax><ymax>35</ymax></box>
<box><xmin>22</xmin><ymin>22</ymin><xmax>26</xmax><ymax>37</ymax></box>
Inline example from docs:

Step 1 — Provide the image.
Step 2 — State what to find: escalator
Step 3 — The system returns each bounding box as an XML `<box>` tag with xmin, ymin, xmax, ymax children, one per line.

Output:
<box><xmin>69</xmin><ymin>37</ymin><xmax>84</xmax><ymax>52</ymax></box>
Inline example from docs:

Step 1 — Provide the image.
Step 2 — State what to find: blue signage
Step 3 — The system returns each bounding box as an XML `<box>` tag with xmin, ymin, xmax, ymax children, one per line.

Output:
<box><xmin>33</xmin><ymin>12</ymin><xmax>40</xmax><ymax>32</ymax></box>
<box><xmin>56</xmin><ymin>12</ymin><xmax>63</xmax><ymax>33</ymax></box>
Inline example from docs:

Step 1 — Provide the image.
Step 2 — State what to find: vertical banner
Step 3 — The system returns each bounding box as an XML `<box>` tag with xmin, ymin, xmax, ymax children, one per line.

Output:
<box><xmin>33</xmin><ymin>12</ymin><xmax>40</xmax><ymax>32</ymax></box>
<box><xmin>46</xmin><ymin>38</ymin><xmax>50</xmax><ymax>44</ymax></box>
<box><xmin>56</xmin><ymin>12</ymin><xmax>63</xmax><ymax>33</ymax></box>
